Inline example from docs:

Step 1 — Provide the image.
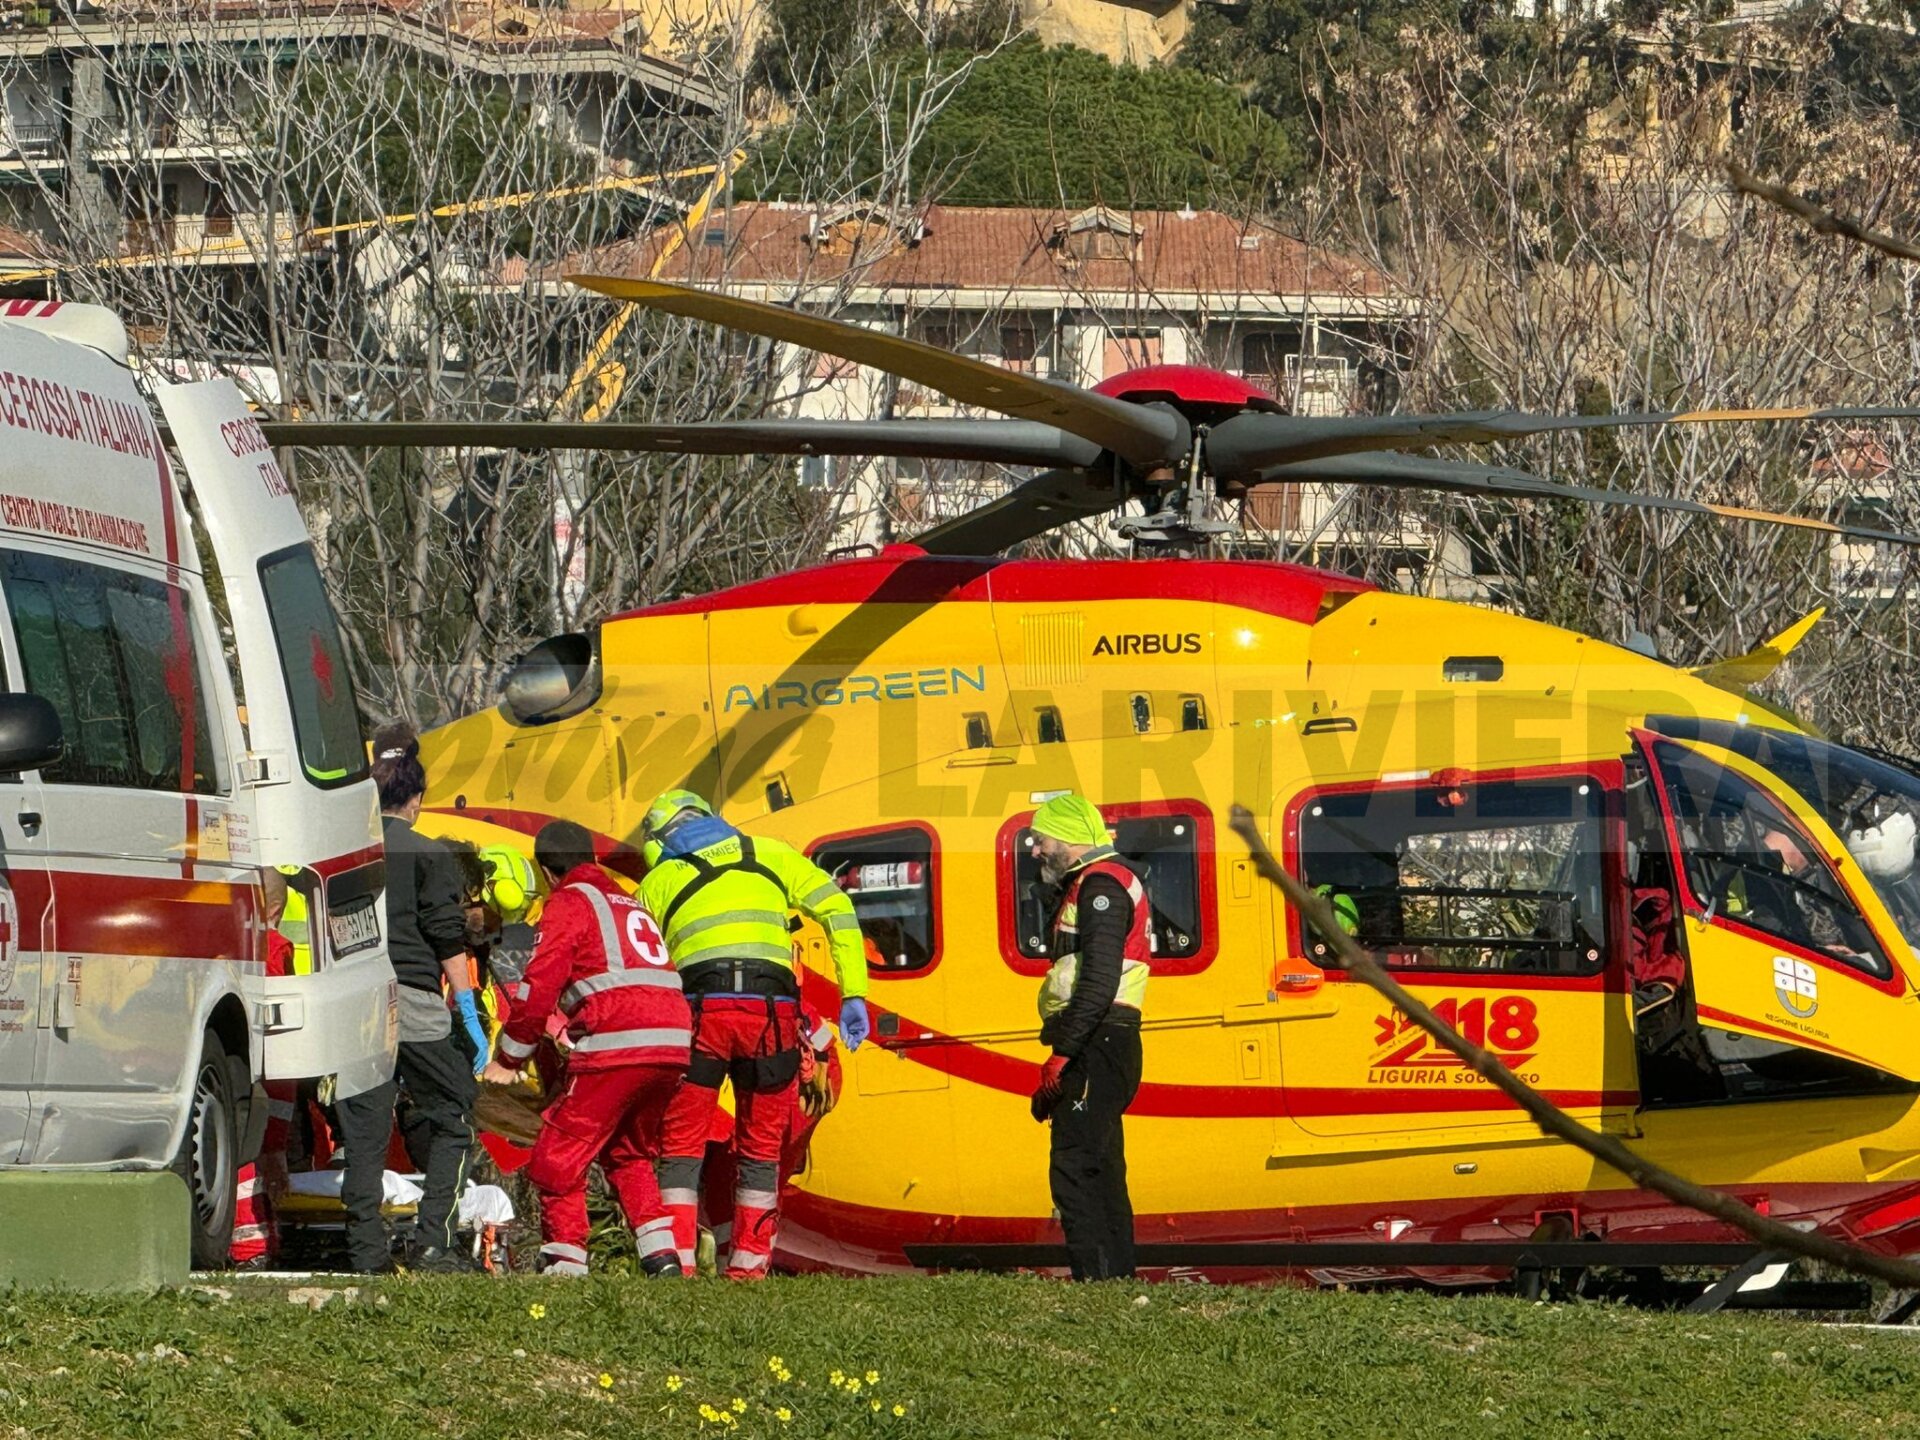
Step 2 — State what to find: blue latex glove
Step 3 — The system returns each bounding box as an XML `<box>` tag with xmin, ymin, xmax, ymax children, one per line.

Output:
<box><xmin>454</xmin><ymin>990</ymin><xmax>489</xmax><ymax>1075</ymax></box>
<box><xmin>839</xmin><ymin>997</ymin><xmax>871</xmax><ymax>1052</ymax></box>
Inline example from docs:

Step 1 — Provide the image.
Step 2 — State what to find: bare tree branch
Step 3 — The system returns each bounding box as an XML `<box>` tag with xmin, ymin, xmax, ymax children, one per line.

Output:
<box><xmin>1727</xmin><ymin>159</ymin><xmax>1920</xmax><ymax>265</ymax></box>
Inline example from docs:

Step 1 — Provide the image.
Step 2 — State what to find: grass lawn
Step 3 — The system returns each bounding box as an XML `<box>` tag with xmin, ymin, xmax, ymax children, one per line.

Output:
<box><xmin>2</xmin><ymin>1275</ymin><xmax>1918</xmax><ymax>1439</ymax></box>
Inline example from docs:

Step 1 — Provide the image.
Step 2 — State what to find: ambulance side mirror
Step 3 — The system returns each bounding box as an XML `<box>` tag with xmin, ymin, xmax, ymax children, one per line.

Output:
<box><xmin>0</xmin><ymin>693</ymin><xmax>61</xmax><ymax>774</ymax></box>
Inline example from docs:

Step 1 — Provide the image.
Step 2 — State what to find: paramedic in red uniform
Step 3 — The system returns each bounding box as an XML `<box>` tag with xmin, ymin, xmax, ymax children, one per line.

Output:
<box><xmin>1027</xmin><ymin>794</ymin><xmax>1149</xmax><ymax>1282</ymax></box>
<box><xmin>698</xmin><ymin>1001</ymin><xmax>841</xmax><ymax>1270</ymax></box>
<box><xmin>229</xmin><ymin>867</ymin><xmax>300</xmax><ymax>1269</ymax></box>
<box><xmin>638</xmin><ymin>790</ymin><xmax>870</xmax><ymax>1280</ymax></box>
<box><xmin>481</xmin><ymin>819</ymin><xmax>692</xmax><ymax>1276</ymax></box>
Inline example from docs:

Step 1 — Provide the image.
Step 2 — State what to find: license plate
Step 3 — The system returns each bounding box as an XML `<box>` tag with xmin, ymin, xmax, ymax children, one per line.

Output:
<box><xmin>328</xmin><ymin>901</ymin><xmax>381</xmax><ymax>959</ymax></box>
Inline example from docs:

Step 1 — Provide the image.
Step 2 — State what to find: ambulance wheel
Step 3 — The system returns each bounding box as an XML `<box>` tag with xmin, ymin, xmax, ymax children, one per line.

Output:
<box><xmin>171</xmin><ymin>1028</ymin><xmax>240</xmax><ymax>1270</ymax></box>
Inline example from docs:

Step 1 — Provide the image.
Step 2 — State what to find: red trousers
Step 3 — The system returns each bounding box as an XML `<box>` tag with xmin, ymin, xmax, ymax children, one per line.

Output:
<box><xmin>701</xmin><ymin>1103</ymin><xmax>822</xmax><ymax>1265</ymax></box>
<box><xmin>230</xmin><ymin>1080</ymin><xmax>296</xmax><ymax>1267</ymax></box>
<box><xmin>657</xmin><ymin>998</ymin><xmax>801</xmax><ymax>1278</ymax></box>
<box><xmin>527</xmin><ymin>1062</ymin><xmax>682</xmax><ymax>1274</ymax></box>
<box><xmin>229</xmin><ymin>1164</ymin><xmax>276</xmax><ymax>1265</ymax></box>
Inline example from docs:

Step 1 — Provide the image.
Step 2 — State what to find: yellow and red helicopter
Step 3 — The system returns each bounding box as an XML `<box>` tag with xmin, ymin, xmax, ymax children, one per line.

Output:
<box><xmin>285</xmin><ymin>274</ymin><xmax>1920</xmax><ymax>1288</ymax></box>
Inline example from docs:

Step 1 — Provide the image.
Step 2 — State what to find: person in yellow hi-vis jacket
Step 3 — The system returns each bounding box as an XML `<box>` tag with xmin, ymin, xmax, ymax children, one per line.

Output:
<box><xmin>1026</xmin><ymin>793</ymin><xmax>1150</xmax><ymax>1282</ymax></box>
<box><xmin>638</xmin><ymin>790</ymin><xmax>869</xmax><ymax>1279</ymax></box>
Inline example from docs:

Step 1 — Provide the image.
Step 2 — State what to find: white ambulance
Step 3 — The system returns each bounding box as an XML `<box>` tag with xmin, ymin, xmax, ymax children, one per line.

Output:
<box><xmin>0</xmin><ymin>299</ymin><xmax>396</xmax><ymax>1267</ymax></box>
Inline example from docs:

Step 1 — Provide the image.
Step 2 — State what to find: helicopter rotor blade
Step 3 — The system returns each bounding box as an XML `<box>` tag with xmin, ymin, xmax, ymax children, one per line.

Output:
<box><xmin>1207</xmin><ymin>405</ymin><xmax>1920</xmax><ymax>484</ymax></box>
<box><xmin>255</xmin><ymin>417</ymin><xmax>1104</xmax><ymax>469</ymax></box>
<box><xmin>912</xmin><ymin>469</ymin><xmax>1125</xmax><ymax>556</ymax></box>
<box><xmin>1253</xmin><ymin>452</ymin><xmax>1920</xmax><ymax>549</ymax></box>
<box><xmin>566</xmin><ymin>274</ymin><xmax>1188</xmax><ymax>469</ymax></box>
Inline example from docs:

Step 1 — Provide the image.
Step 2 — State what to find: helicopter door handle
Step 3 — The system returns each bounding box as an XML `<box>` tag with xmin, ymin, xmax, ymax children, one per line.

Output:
<box><xmin>16</xmin><ymin>810</ymin><xmax>40</xmax><ymax>837</ymax></box>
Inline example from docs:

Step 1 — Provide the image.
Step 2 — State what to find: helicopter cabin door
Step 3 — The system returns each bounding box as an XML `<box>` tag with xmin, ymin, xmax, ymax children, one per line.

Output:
<box><xmin>1636</xmin><ymin>731</ymin><xmax>1920</xmax><ymax>1088</ymax></box>
<box><xmin>1278</xmin><ymin>763</ymin><xmax>1638</xmax><ymax>1140</ymax></box>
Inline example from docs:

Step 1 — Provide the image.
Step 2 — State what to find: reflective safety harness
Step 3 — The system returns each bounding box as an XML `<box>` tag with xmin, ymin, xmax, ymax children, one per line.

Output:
<box><xmin>653</xmin><ymin>837</ymin><xmax>806</xmax><ymax>996</ymax></box>
<box><xmin>1038</xmin><ymin>849</ymin><xmax>1151</xmax><ymax>1021</ymax></box>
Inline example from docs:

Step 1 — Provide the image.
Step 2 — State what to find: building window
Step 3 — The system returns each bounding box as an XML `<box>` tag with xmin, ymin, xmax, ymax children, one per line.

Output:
<box><xmin>3</xmin><ymin>548</ymin><xmax>219</xmax><ymax>795</ymax></box>
<box><xmin>812</xmin><ymin>826</ymin><xmax>939</xmax><ymax>975</ymax></box>
<box><xmin>1000</xmin><ymin>804</ymin><xmax>1214</xmax><ymax>975</ymax></box>
<box><xmin>1241</xmin><ymin>332</ymin><xmax>1294</xmax><ymax>389</ymax></box>
<box><xmin>999</xmin><ymin>320</ymin><xmax>1037</xmax><ymax>370</ymax></box>
<box><xmin>1296</xmin><ymin>773</ymin><xmax>1609</xmax><ymax>976</ymax></box>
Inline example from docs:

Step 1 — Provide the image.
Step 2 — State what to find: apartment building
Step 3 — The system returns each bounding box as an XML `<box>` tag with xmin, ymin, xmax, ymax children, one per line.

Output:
<box><xmin>0</xmin><ymin>0</ymin><xmax>722</xmax><ymax>279</ymax></box>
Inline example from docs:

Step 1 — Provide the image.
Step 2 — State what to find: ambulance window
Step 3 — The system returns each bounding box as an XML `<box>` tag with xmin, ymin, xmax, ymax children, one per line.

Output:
<box><xmin>9</xmin><ymin>570</ymin><xmax>129</xmax><ymax>783</ymax></box>
<box><xmin>1007</xmin><ymin>808</ymin><xmax>1209</xmax><ymax>966</ymax></box>
<box><xmin>1</xmin><ymin>550</ymin><xmax>217</xmax><ymax>794</ymax></box>
<box><xmin>811</xmin><ymin>827</ymin><xmax>938</xmax><ymax>975</ymax></box>
<box><xmin>258</xmin><ymin>544</ymin><xmax>367</xmax><ymax>788</ymax></box>
<box><xmin>1297</xmin><ymin>775</ymin><xmax>1607</xmax><ymax>975</ymax></box>
<box><xmin>1651</xmin><ymin>742</ymin><xmax>1887</xmax><ymax>977</ymax></box>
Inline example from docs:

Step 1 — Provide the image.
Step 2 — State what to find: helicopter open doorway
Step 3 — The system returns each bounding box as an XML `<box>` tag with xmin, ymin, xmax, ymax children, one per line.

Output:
<box><xmin>1628</xmin><ymin>721</ymin><xmax>1920</xmax><ymax>1108</ymax></box>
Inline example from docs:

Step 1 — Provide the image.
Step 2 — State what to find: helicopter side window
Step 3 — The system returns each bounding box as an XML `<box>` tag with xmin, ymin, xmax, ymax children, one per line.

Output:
<box><xmin>1297</xmin><ymin>774</ymin><xmax>1608</xmax><ymax>976</ymax></box>
<box><xmin>811</xmin><ymin>826</ymin><xmax>939</xmax><ymax>975</ymax></box>
<box><xmin>1002</xmin><ymin>805</ymin><xmax>1215</xmax><ymax>977</ymax></box>
<box><xmin>1649</xmin><ymin>742</ymin><xmax>1888</xmax><ymax>979</ymax></box>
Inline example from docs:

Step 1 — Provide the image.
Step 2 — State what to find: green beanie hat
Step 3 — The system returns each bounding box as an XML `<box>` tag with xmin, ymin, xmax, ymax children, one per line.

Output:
<box><xmin>1031</xmin><ymin>793</ymin><xmax>1111</xmax><ymax>847</ymax></box>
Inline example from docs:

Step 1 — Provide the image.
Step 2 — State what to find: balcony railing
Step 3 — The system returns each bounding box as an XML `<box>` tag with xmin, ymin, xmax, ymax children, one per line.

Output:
<box><xmin>95</xmin><ymin>116</ymin><xmax>257</xmax><ymax>161</ymax></box>
<box><xmin>0</xmin><ymin>119</ymin><xmax>59</xmax><ymax>161</ymax></box>
<box><xmin>120</xmin><ymin>211</ymin><xmax>306</xmax><ymax>262</ymax></box>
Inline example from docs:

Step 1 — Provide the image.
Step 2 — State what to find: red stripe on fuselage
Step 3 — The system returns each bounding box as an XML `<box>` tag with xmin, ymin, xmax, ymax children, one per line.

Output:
<box><xmin>620</xmin><ymin>554</ymin><xmax>1372</xmax><ymax>625</ymax></box>
<box><xmin>806</xmin><ymin>971</ymin><xmax>1628</xmax><ymax>1119</ymax></box>
<box><xmin>434</xmin><ymin>803</ymin><xmax>1612</xmax><ymax>1123</ymax></box>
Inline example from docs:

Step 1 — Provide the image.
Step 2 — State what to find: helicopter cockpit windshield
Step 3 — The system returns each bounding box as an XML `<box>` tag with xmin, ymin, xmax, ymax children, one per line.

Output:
<box><xmin>1647</xmin><ymin>717</ymin><xmax>1920</xmax><ymax>954</ymax></box>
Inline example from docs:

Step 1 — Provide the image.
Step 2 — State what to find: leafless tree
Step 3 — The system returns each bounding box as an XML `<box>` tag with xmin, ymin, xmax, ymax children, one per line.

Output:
<box><xmin>0</xmin><ymin>0</ymin><xmax>1000</xmax><ymax>722</ymax></box>
<box><xmin>1308</xmin><ymin>16</ymin><xmax>1920</xmax><ymax>749</ymax></box>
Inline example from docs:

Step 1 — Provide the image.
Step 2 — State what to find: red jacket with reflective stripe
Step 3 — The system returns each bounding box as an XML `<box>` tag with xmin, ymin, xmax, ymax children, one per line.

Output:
<box><xmin>498</xmin><ymin>865</ymin><xmax>692</xmax><ymax>1073</ymax></box>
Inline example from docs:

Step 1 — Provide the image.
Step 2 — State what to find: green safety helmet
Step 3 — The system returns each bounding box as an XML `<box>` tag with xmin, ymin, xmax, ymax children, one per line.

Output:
<box><xmin>1314</xmin><ymin>884</ymin><xmax>1360</xmax><ymax>935</ymax></box>
<box><xmin>640</xmin><ymin>789</ymin><xmax>715</xmax><ymax>866</ymax></box>
<box><xmin>1030</xmin><ymin>793</ymin><xmax>1112</xmax><ymax>848</ymax></box>
<box><xmin>641</xmin><ymin>789</ymin><xmax>713</xmax><ymax>840</ymax></box>
<box><xmin>481</xmin><ymin>844</ymin><xmax>538</xmax><ymax>923</ymax></box>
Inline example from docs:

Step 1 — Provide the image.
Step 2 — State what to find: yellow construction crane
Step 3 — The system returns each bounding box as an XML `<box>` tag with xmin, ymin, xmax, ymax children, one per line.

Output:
<box><xmin>560</xmin><ymin>149</ymin><xmax>744</xmax><ymax>422</ymax></box>
<box><xmin>10</xmin><ymin>161</ymin><xmax>726</xmax><ymax>283</ymax></box>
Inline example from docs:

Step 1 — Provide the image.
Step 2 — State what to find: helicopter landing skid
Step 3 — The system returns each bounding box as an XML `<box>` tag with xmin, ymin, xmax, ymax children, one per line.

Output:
<box><xmin>903</xmin><ymin>1241</ymin><xmax>1880</xmax><ymax>1315</ymax></box>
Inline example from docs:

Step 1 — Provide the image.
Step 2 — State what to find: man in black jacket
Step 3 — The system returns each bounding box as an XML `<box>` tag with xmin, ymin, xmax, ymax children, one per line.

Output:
<box><xmin>340</xmin><ymin>723</ymin><xmax>480</xmax><ymax>1273</ymax></box>
<box><xmin>1028</xmin><ymin>794</ymin><xmax>1150</xmax><ymax>1281</ymax></box>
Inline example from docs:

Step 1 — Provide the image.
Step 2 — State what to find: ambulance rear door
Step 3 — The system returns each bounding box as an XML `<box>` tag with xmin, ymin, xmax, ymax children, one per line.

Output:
<box><xmin>153</xmin><ymin>379</ymin><xmax>395</xmax><ymax>1091</ymax></box>
<box><xmin>1638</xmin><ymin>730</ymin><xmax>1920</xmax><ymax>1085</ymax></box>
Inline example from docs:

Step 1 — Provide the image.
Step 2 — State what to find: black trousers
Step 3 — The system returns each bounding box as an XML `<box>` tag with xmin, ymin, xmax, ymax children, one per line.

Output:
<box><xmin>1048</xmin><ymin>1022</ymin><xmax>1143</xmax><ymax>1281</ymax></box>
<box><xmin>333</xmin><ymin>1079</ymin><xmax>398</xmax><ymax>1272</ymax></box>
<box><xmin>395</xmin><ymin>1033</ymin><xmax>478</xmax><ymax>1252</ymax></box>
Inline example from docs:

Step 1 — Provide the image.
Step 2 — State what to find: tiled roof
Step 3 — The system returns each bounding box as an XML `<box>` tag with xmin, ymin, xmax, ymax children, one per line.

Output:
<box><xmin>556</xmin><ymin>202</ymin><xmax>1400</xmax><ymax>304</ymax></box>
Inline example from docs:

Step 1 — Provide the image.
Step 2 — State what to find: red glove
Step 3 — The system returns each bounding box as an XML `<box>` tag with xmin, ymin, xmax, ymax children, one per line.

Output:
<box><xmin>1030</xmin><ymin>1054</ymin><xmax>1071</xmax><ymax>1122</ymax></box>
